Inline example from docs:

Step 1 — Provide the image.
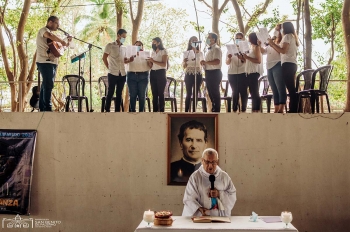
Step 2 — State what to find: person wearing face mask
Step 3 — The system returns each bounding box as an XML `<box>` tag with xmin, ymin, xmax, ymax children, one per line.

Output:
<box><xmin>183</xmin><ymin>36</ymin><xmax>204</xmax><ymax>112</ymax></box>
<box><xmin>260</xmin><ymin>24</ymin><xmax>286</xmax><ymax>113</ymax></box>
<box><xmin>147</xmin><ymin>37</ymin><xmax>168</xmax><ymax>112</ymax></box>
<box><xmin>242</xmin><ymin>32</ymin><xmax>263</xmax><ymax>113</ymax></box>
<box><xmin>200</xmin><ymin>33</ymin><xmax>223</xmax><ymax>112</ymax></box>
<box><xmin>226</xmin><ymin>32</ymin><xmax>248</xmax><ymax>112</ymax></box>
<box><xmin>268</xmin><ymin>22</ymin><xmax>299</xmax><ymax>113</ymax></box>
<box><xmin>102</xmin><ymin>28</ymin><xmax>134</xmax><ymax>112</ymax></box>
<box><xmin>126</xmin><ymin>41</ymin><xmax>150</xmax><ymax>112</ymax></box>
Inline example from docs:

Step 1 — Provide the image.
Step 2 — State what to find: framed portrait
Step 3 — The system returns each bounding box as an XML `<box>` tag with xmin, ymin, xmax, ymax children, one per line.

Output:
<box><xmin>167</xmin><ymin>114</ymin><xmax>218</xmax><ymax>185</ymax></box>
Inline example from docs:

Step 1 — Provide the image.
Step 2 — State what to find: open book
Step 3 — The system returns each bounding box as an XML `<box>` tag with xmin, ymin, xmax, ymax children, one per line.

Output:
<box><xmin>192</xmin><ymin>216</ymin><xmax>231</xmax><ymax>223</ymax></box>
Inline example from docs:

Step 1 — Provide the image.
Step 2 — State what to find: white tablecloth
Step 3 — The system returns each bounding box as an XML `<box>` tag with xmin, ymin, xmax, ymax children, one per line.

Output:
<box><xmin>135</xmin><ymin>216</ymin><xmax>298</xmax><ymax>232</ymax></box>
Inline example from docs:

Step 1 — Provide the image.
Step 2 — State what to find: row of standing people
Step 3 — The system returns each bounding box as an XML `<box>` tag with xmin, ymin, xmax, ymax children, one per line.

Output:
<box><xmin>183</xmin><ymin>22</ymin><xmax>299</xmax><ymax>114</ymax></box>
<box><xmin>36</xmin><ymin>16</ymin><xmax>298</xmax><ymax>113</ymax></box>
<box><xmin>103</xmin><ymin>29</ymin><xmax>226</xmax><ymax>113</ymax></box>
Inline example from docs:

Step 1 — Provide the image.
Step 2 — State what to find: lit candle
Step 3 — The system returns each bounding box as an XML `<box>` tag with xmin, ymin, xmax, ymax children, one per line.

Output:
<box><xmin>143</xmin><ymin>210</ymin><xmax>154</xmax><ymax>224</ymax></box>
<box><xmin>281</xmin><ymin>211</ymin><xmax>293</xmax><ymax>224</ymax></box>
<box><xmin>177</xmin><ymin>169</ymin><xmax>183</xmax><ymax>177</ymax></box>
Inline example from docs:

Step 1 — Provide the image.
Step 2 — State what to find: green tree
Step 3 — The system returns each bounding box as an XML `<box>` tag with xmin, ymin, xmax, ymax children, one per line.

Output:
<box><xmin>74</xmin><ymin>0</ymin><xmax>116</xmax><ymax>44</ymax></box>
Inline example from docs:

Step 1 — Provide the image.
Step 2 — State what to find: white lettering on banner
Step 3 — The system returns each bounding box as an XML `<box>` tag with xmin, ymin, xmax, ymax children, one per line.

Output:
<box><xmin>1</xmin><ymin>214</ymin><xmax>62</xmax><ymax>229</ymax></box>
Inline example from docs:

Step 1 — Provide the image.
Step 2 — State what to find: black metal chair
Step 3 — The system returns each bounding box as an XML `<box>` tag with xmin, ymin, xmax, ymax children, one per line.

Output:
<box><xmin>310</xmin><ymin>65</ymin><xmax>333</xmax><ymax>113</ymax></box>
<box><xmin>220</xmin><ymin>80</ymin><xmax>232</xmax><ymax>112</ymax></box>
<box><xmin>62</xmin><ymin>75</ymin><xmax>89</xmax><ymax>112</ymax></box>
<box><xmin>98</xmin><ymin>76</ymin><xmax>124</xmax><ymax>112</ymax></box>
<box><xmin>164</xmin><ymin>77</ymin><xmax>177</xmax><ymax>112</ymax></box>
<box><xmin>295</xmin><ymin>69</ymin><xmax>315</xmax><ymax>113</ymax></box>
<box><xmin>190</xmin><ymin>78</ymin><xmax>207</xmax><ymax>112</ymax></box>
<box><xmin>259</xmin><ymin>75</ymin><xmax>273</xmax><ymax>113</ymax></box>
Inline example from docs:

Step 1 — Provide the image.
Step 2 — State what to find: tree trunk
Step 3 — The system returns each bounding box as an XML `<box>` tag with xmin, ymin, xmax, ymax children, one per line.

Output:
<box><xmin>16</xmin><ymin>0</ymin><xmax>31</xmax><ymax>111</ymax></box>
<box><xmin>328</xmin><ymin>13</ymin><xmax>335</xmax><ymax>65</ymax></box>
<box><xmin>230</xmin><ymin>0</ymin><xmax>244</xmax><ymax>33</ymax></box>
<box><xmin>343</xmin><ymin>0</ymin><xmax>350</xmax><ymax>112</ymax></box>
<box><xmin>296</xmin><ymin>0</ymin><xmax>302</xmax><ymax>35</ymax></box>
<box><xmin>129</xmin><ymin>0</ymin><xmax>144</xmax><ymax>44</ymax></box>
<box><xmin>304</xmin><ymin>0</ymin><xmax>312</xmax><ymax>70</ymax></box>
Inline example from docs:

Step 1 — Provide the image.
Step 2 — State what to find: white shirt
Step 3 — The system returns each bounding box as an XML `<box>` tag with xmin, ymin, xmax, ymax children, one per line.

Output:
<box><xmin>227</xmin><ymin>52</ymin><xmax>246</xmax><ymax>74</ymax></box>
<box><xmin>264</xmin><ymin>46</ymin><xmax>281</xmax><ymax>70</ymax></box>
<box><xmin>104</xmin><ymin>41</ymin><xmax>126</xmax><ymax>76</ymax></box>
<box><xmin>280</xmin><ymin>34</ymin><xmax>298</xmax><ymax>65</ymax></box>
<box><xmin>36</xmin><ymin>27</ymin><xmax>58</xmax><ymax>65</ymax></box>
<box><xmin>204</xmin><ymin>44</ymin><xmax>222</xmax><ymax>70</ymax></box>
<box><xmin>183</xmin><ymin>50</ymin><xmax>204</xmax><ymax>74</ymax></box>
<box><xmin>182</xmin><ymin>166</ymin><xmax>237</xmax><ymax>217</ymax></box>
<box><xmin>128</xmin><ymin>54</ymin><xmax>150</xmax><ymax>72</ymax></box>
<box><xmin>245</xmin><ymin>47</ymin><xmax>264</xmax><ymax>75</ymax></box>
<box><xmin>151</xmin><ymin>49</ymin><xmax>168</xmax><ymax>70</ymax></box>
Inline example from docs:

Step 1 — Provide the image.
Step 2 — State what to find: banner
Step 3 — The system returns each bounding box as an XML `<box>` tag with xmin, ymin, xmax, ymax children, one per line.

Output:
<box><xmin>0</xmin><ymin>130</ymin><xmax>37</xmax><ymax>215</ymax></box>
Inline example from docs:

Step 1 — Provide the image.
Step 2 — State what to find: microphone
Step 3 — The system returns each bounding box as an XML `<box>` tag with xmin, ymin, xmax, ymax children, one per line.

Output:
<box><xmin>209</xmin><ymin>175</ymin><xmax>215</xmax><ymax>190</ymax></box>
<box><xmin>58</xmin><ymin>28</ymin><xmax>69</xmax><ymax>36</ymax></box>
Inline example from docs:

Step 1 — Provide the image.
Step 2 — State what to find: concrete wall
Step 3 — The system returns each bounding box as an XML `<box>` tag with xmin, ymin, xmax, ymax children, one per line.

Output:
<box><xmin>0</xmin><ymin>112</ymin><xmax>349</xmax><ymax>232</ymax></box>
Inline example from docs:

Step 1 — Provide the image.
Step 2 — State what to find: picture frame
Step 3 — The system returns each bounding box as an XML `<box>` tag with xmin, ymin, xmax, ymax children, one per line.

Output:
<box><xmin>167</xmin><ymin>114</ymin><xmax>218</xmax><ymax>186</ymax></box>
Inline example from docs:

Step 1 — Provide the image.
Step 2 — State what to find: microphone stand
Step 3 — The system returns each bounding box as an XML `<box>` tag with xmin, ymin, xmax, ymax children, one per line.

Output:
<box><xmin>192</xmin><ymin>41</ymin><xmax>202</xmax><ymax>113</ymax></box>
<box><xmin>58</xmin><ymin>28</ymin><xmax>102</xmax><ymax>112</ymax></box>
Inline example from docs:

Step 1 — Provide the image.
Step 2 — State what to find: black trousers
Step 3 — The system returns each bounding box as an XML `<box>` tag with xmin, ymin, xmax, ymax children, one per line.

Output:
<box><xmin>247</xmin><ymin>72</ymin><xmax>260</xmax><ymax>111</ymax></box>
<box><xmin>184</xmin><ymin>73</ymin><xmax>203</xmax><ymax>112</ymax></box>
<box><xmin>150</xmin><ymin>69</ymin><xmax>167</xmax><ymax>112</ymax></box>
<box><xmin>105</xmin><ymin>73</ymin><xmax>126</xmax><ymax>112</ymax></box>
<box><xmin>282</xmin><ymin>62</ymin><xmax>298</xmax><ymax>113</ymax></box>
<box><xmin>228</xmin><ymin>73</ymin><xmax>248</xmax><ymax>112</ymax></box>
<box><xmin>205</xmin><ymin>69</ymin><xmax>222</xmax><ymax>112</ymax></box>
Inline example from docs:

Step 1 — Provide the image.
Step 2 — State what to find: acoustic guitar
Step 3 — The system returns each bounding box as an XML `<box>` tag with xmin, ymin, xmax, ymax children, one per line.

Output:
<box><xmin>47</xmin><ymin>38</ymin><xmax>65</xmax><ymax>57</ymax></box>
<box><xmin>29</xmin><ymin>70</ymin><xmax>40</xmax><ymax>110</ymax></box>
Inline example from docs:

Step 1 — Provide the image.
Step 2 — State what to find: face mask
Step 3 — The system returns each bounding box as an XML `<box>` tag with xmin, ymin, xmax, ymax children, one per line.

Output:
<box><xmin>280</xmin><ymin>29</ymin><xmax>284</xmax><ymax>35</ymax></box>
<box><xmin>206</xmin><ymin>38</ymin><xmax>211</xmax><ymax>46</ymax></box>
<box><xmin>235</xmin><ymin>39</ymin><xmax>241</xmax><ymax>44</ymax></box>
<box><xmin>191</xmin><ymin>42</ymin><xmax>196</xmax><ymax>48</ymax></box>
<box><xmin>120</xmin><ymin>37</ymin><xmax>125</xmax><ymax>44</ymax></box>
<box><xmin>273</xmin><ymin>30</ymin><xmax>279</xmax><ymax>38</ymax></box>
<box><xmin>152</xmin><ymin>44</ymin><xmax>157</xmax><ymax>51</ymax></box>
<box><xmin>136</xmin><ymin>46</ymin><xmax>141</xmax><ymax>52</ymax></box>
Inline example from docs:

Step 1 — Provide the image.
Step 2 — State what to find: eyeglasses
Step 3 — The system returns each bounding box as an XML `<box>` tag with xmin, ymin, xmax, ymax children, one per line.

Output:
<box><xmin>202</xmin><ymin>159</ymin><xmax>218</xmax><ymax>165</ymax></box>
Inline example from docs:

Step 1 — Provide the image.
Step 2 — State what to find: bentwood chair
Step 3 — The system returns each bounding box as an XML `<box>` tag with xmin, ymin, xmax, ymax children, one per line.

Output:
<box><xmin>62</xmin><ymin>75</ymin><xmax>89</xmax><ymax>112</ymax></box>
<box><xmin>98</xmin><ymin>76</ymin><xmax>124</xmax><ymax>112</ymax></box>
<box><xmin>164</xmin><ymin>77</ymin><xmax>177</xmax><ymax>112</ymax></box>
<box><xmin>295</xmin><ymin>69</ymin><xmax>315</xmax><ymax>113</ymax></box>
<box><xmin>310</xmin><ymin>65</ymin><xmax>333</xmax><ymax>113</ymax></box>
<box><xmin>220</xmin><ymin>80</ymin><xmax>232</xmax><ymax>112</ymax></box>
<box><xmin>259</xmin><ymin>75</ymin><xmax>273</xmax><ymax>113</ymax></box>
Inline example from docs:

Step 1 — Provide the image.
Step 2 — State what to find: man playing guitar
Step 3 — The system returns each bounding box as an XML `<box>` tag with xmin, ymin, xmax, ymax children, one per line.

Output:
<box><xmin>36</xmin><ymin>16</ymin><xmax>71</xmax><ymax>112</ymax></box>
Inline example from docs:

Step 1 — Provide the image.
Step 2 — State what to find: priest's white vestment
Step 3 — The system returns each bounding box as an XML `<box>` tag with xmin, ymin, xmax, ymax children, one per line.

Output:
<box><xmin>182</xmin><ymin>165</ymin><xmax>237</xmax><ymax>216</ymax></box>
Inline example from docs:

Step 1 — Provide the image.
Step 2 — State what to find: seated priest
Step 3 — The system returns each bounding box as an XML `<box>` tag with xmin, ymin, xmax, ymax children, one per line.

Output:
<box><xmin>182</xmin><ymin>148</ymin><xmax>236</xmax><ymax>217</ymax></box>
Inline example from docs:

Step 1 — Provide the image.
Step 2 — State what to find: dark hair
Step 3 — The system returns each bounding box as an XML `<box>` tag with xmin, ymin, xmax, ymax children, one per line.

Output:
<box><xmin>209</xmin><ymin>32</ymin><xmax>218</xmax><ymax>43</ymax></box>
<box><xmin>178</xmin><ymin>120</ymin><xmax>208</xmax><ymax>143</ymax></box>
<box><xmin>187</xmin><ymin>36</ymin><xmax>199</xmax><ymax>51</ymax></box>
<box><xmin>134</xmin><ymin>40</ymin><xmax>143</xmax><ymax>48</ymax></box>
<box><xmin>47</xmin><ymin>16</ymin><xmax>59</xmax><ymax>23</ymax></box>
<box><xmin>248</xmin><ymin>32</ymin><xmax>258</xmax><ymax>45</ymax></box>
<box><xmin>152</xmin><ymin>37</ymin><xmax>165</xmax><ymax>50</ymax></box>
<box><xmin>117</xmin><ymin>28</ymin><xmax>127</xmax><ymax>36</ymax></box>
<box><xmin>235</xmin><ymin>32</ymin><xmax>244</xmax><ymax>39</ymax></box>
<box><xmin>282</xmin><ymin>22</ymin><xmax>299</xmax><ymax>46</ymax></box>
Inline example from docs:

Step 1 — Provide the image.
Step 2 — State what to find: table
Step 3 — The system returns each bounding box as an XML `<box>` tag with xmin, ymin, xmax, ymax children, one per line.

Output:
<box><xmin>135</xmin><ymin>216</ymin><xmax>298</xmax><ymax>232</ymax></box>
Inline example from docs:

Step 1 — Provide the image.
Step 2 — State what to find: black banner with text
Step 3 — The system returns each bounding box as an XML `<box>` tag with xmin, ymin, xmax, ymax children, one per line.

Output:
<box><xmin>0</xmin><ymin>130</ymin><xmax>37</xmax><ymax>215</ymax></box>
